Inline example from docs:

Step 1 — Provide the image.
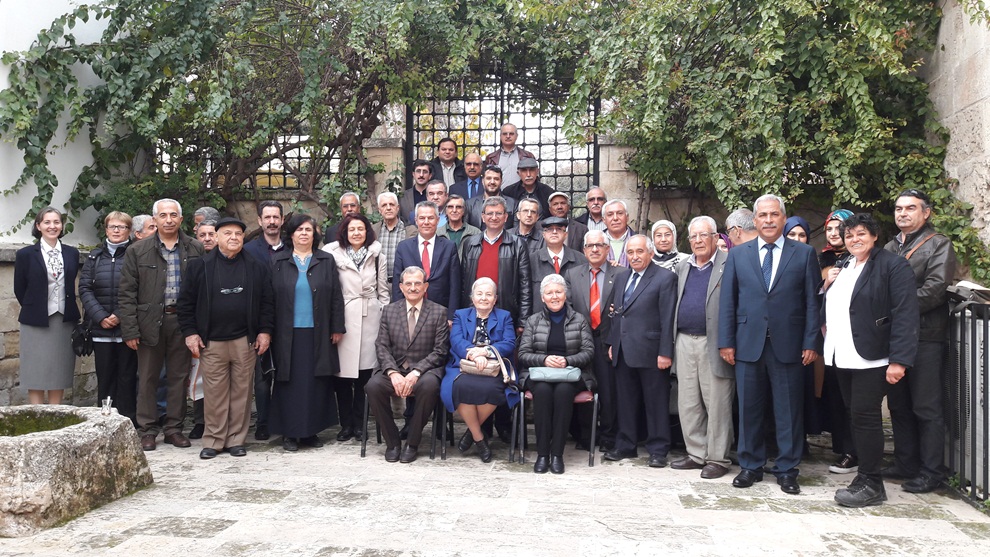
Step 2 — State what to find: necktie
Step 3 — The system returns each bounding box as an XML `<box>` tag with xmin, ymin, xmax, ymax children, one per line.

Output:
<box><xmin>590</xmin><ymin>268</ymin><xmax>601</xmax><ymax>329</ymax></box>
<box><xmin>421</xmin><ymin>240</ymin><xmax>431</xmax><ymax>278</ymax></box>
<box><xmin>408</xmin><ymin>306</ymin><xmax>418</xmax><ymax>342</ymax></box>
<box><xmin>622</xmin><ymin>272</ymin><xmax>640</xmax><ymax>307</ymax></box>
<box><xmin>553</xmin><ymin>255</ymin><xmax>560</xmax><ymax>274</ymax></box>
<box><xmin>469</xmin><ymin>179</ymin><xmax>477</xmax><ymax>198</ymax></box>
<box><xmin>762</xmin><ymin>243</ymin><xmax>775</xmax><ymax>289</ymax></box>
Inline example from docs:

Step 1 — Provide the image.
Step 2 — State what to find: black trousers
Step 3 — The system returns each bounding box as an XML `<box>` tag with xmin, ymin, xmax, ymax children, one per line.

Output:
<box><xmin>532</xmin><ymin>380</ymin><xmax>580</xmax><ymax>457</ymax></box>
<box><xmin>591</xmin><ymin>332</ymin><xmax>617</xmax><ymax>447</ymax></box>
<box><xmin>835</xmin><ymin>366</ymin><xmax>887</xmax><ymax>479</ymax></box>
<box><xmin>253</xmin><ymin>357</ymin><xmax>272</xmax><ymax>428</ymax></box>
<box><xmin>613</xmin><ymin>356</ymin><xmax>671</xmax><ymax>457</ymax></box>
<box><xmin>822</xmin><ymin>365</ymin><xmax>855</xmax><ymax>455</ymax></box>
<box><xmin>334</xmin><ymin>370</ymin><xmax>372</xmax><ymax>431</ymax></box>
<box><xmin>366</xmin><ymin>372</ymin><xmax>440</xmax><ymax>448</ymax></box>
<box><xmin>887</xmin><ymin>340</ymin><xmax>946</xmax><ymax>478</ymax></box>
<box><xmin>93</xmin><ymin>341</ymin><xmax>138</xmax><ymax>426</ymax></box>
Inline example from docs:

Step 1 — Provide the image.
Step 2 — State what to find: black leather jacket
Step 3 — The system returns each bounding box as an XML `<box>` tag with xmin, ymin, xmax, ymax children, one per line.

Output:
<box><xmin>460</xmin><ymin>230</ymin><xmax>532</xmax><ymax>325</ymax></box>
<box><xmin>883</xmin><ymin>222</ymin><xmax>956</xmax><ymax>341</ymax></box>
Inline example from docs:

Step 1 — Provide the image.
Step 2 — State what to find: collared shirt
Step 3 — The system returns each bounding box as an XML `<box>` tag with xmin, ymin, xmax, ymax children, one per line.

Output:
<box><xmin>40</xmin><ymin>240</ymin><xmax>65</xmax><ymax>315</ymax></box>
<box><xmin>157</xmin><ymin>235</ymin><xmax>182</xmax><ymax>306</ymax></box>
<box><xmin>757</xmin><ymin>235</ymin><xmax>785</xmax><ymax>288</ymax></box>
<box><xmin>589</xmin><ymin>265</ymin><xmax>605</xmax><ymax>293</ymax></box>
<box><xmin>823</xmin><ymin>260</ymin><xmax>889</xmax><ymax>369</ymax></box>
<box><xmin>547</xmin><ymin>247</ymin><xmax>564</xmax><ymax>265</ymax></box>
<box><xmin>606</xmin><ymin>229</ymin><xmax>630</xmax><ymax>267</ymax></box>
<box><xmin>440</xmin><ymin>163</ymin><xmax>457</xmax><ymax>186</ymax></box>
<box><xmin>379</xmin><ymin>220</ymin><xmax>406</xmax><ymax>279</ymax></box>
<box><xmin>687</xmin><ymin>253</ymin><xmax>715</xmax><ymax>270</ymax></box>
<box><xmin>484</xmin><ymin>230</ymin><xmax>505</xmax><ymax>245</ymax></box>
<box><xmin>587</xmin><ymin>217</ymin><xmax>606</xmax><ymax>232</ymax></box>
<box><xmin>417</xmin><ymin>234</ymin><xmax>437</xmax><ymax>269</ymax></box>
<box><xmin>499</xmin><ymin>149</ymin><xmax>521</xmax><ymax>186</ymax></box>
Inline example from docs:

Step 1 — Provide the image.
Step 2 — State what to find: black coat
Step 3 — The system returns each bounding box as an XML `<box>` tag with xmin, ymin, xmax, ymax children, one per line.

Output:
<box><xmin>460</xmin><ymin>231</ymin><xmax>532</xmax><ymax>325</ymax></box>
<box><xmin>822</xmin><ymin>246</ymin><xmax>919</xmax><ymax>366</ymax></box>
<box><xmin>14</xmin><ymin>242</ymin><xmax>81</xmax><ymax>326</ymax></box>
<box><xmin>271</xmin><ymin>250</ymin><xmax>346</xmax><ymax>381</ymax></box>
<box><xmin>176</xmin><ymin>249</ymin><xmax>275</xmax><ymax>346</ymax></box>
<box><xmin>79</xmin><ymin>242</ymin><xmax>130</xmax><ymax>339</ymax></box>
<box><xmin>517</xmin><ymin>309</ymin><xmax>596</xmax><ymax>390</ymax></box>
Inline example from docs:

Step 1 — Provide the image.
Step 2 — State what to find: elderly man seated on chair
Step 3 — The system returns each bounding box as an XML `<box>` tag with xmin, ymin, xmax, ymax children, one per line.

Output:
<box><xmin>365</xmin><ymin>266</ymin><xmax>450</xmax><ymax>463</ymax></box>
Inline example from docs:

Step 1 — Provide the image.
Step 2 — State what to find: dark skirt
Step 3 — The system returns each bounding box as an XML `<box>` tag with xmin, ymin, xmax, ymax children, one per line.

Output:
<box><xmin>270</xmin><ymin>329</ymin><xmax>338</xmax><ymax>438</ymax></box>
<box><xmin>451</xmin><ymin>372</ymin><xmax>505</xmax><ymax>408</ymax></box>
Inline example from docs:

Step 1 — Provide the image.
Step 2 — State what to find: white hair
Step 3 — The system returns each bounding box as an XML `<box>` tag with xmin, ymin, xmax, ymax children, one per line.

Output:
<box><xmin>753</xmin><ymin>194</ymin><xmax>786</xmax><ymax>217</ymax></box>
<box><xmin>540</xmin><ymin>274</ymin><xmax>567</xmax><ymax>296</ymax></box>
<box><xmin>152</xmin><ymin>198</ymin><xmax>182</xmax><ymax>217</ymax></box>
<box><xmin>377</xmin><ymin>191</ymin><xmax>398</xmax><ymax>205</ymax></box>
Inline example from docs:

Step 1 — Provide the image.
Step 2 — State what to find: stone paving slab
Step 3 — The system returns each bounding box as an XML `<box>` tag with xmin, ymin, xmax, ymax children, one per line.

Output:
<box><xmin>1</xmin><ymin>428</ymin><xmax>989</xmax><ymax>557</ymax></box>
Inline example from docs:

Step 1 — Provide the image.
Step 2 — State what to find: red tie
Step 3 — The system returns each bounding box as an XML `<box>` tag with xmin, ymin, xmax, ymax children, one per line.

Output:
<box><xmin>553</xmin><ymin>255</ymin><xmax>560</xmax><ymax>274</ymax></box>
<box><xmin>590</xmin><ymin>268</ymin><xmax>601</xmax><ymax>329</ymax></box>
<box><xmin>422</xmin><ymin>240</ymin><xmax>431</xmax><ymax>278</ymax></box>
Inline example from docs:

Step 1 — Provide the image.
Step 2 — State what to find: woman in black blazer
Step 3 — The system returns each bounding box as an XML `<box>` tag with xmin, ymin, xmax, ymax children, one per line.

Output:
<box><xmin>821</xmin><ymin>213</ymin><xmax>919</xmax><ymax>508</ymax></box>
<box><xmin>13</xmin><ymin>207</ymin><xmax>81</xmax><ymax>404</ymax></box>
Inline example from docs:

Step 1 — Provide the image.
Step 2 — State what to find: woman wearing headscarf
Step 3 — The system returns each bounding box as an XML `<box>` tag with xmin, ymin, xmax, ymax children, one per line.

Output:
<box><xmin>820</xmin><ymin>209</ymin><xmax>854</xmax><ymax>277</ymax></box>
<box><xmin>651</xmin><ymin>220</ymin><xmax>688</xmax><ymax>271</ymax></box>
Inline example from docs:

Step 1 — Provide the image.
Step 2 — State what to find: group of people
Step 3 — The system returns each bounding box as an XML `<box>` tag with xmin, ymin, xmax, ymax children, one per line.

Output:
<box><xmin>13</xmin><ymin>122</ymin><xmax>956</xmax><ymax>507</ymax></box>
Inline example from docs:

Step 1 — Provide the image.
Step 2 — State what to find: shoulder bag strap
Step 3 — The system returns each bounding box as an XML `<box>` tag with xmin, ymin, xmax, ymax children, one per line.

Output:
<box><xmin>904</xmin><ymin>233</ymin><xmax>938</xmax><ymax>260</ymax></box>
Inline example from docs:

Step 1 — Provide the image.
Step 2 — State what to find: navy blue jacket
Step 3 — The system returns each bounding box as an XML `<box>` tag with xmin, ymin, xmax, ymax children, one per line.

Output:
<box><xmin>14</xmin><ymin>242</ymin><xmax>81</xmax><ymax>327</ymax></box>
<box><xmin>391</xmin><ymin>235</ymin><xmax>461</xmax><ymax>320</ymax></box>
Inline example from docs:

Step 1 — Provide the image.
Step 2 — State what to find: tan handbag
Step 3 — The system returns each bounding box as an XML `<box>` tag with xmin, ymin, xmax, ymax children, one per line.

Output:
<box><xmin>459</xmin><ymin>345</ymin><xmax>513</xmax><ymax>383</ymax></box>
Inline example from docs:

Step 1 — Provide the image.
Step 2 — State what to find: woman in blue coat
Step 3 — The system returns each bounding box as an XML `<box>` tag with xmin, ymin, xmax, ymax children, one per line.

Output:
<box><xmin>441</xmin><ymin>277</ymin><xmax>517</xmax><ymax>462</ymax></box>
<box><xmin>14</xmin><ymin>207</ymin><xmax>81</xmax><ymax>404</ymax></box>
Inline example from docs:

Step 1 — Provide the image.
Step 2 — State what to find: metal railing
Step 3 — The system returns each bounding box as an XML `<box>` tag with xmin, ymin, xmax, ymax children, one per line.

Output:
<box><xmin>947</xmin><ymin>303</ymin><xmax>990</xmax><ymax>506</ymax></box>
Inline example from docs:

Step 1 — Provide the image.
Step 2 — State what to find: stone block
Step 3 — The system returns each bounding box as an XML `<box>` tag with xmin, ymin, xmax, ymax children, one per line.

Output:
<box><xmin>0</xmin><ymin>358</ymin><xmax>18</xmax><ymax>390</ymax></box>
<box><xmin>0</xmin><ymin>301</ymin><xmax>20</xmax><ymax>333</ymax></box>
<box><xmin>4</xmin><ymin>331</ymin><xmax>17</xmax><ymax>359</ymax></box>
<box><xmin>0</xmin><ymin>406</ymin><xmax>153</xmax><ymax>537</ymax></box>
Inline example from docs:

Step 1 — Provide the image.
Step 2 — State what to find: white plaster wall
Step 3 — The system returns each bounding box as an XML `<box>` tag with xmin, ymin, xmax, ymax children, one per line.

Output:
<box><xmin>0</xmin><ymin>0</ymin><xmax>107</xmax><ymax>245</ymax></box>
<box><xmin>926</xmin><ymin>1</ymin><xmax>990</xmax><ymax>242</ymax></box>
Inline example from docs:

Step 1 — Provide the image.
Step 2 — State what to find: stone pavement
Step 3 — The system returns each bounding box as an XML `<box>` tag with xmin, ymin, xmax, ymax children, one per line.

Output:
<box><xmin>1</xmin><ymin>428</ymin><xmax>989</xmax><ymax>557</ymax></box>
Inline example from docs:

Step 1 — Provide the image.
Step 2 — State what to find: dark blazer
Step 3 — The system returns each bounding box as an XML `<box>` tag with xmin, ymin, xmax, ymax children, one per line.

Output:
<box><xmin>564</xmin><ymin>262</ymin><xmax>622</xmax><ymax>340</ymax></box>
<box><xmin>529</xmin><ymin>246</ymin><xmax>587</xmax><ymax>312</ymax></box>
<box><xmin>14</xmin><ymin>242</ymin><xmax>81</xmax><ymax>326</ymax></box>
<box><xmin>391</xmin><ymin>235</ymin><xmax>461</xmax><ymax>319</ymax></box>
<box><xmin>399</xmin><ymin>187</ymin><xmax>428</xmax><ymax>224</ymax></box>
<box><xmin>449</xmin><ymin>177</ymin><xmax>484</xmax><ymax>200</ymax></box>
<box><xmin>243</xmin><ymin>236</ymin><xmax>286</xmax><ymax>267</ymax></box>
<box><xmin>440</xmin><ymin>307</ymin><xmax>518</xmax><ymax>411</ymax></box>
<box><xmin>429</xmin><ymin>157</ymin><xmax>468</xmax><ymax>186</ymax></box>
<box><xmin>674</xmin><ymin>250</ymin><xmax>734</xmax><ymax>379</ymax></box>
<box><xmin>375</xmin><ymin>298</ymin><xmax>450</xmax><ymax>379</ymax></box>
<box><xmin>176</xmin><ymin>250</ymin><xmax>275</xmax><ymax>345</ymax></box>
<box><xmin>270</xmin><ymin>250</ymin><xmax>346</xmax><ymax>381</ymax></box>
<box><xmin>465</xmin><ymin>195</ymin><xmax>517</xmax><ymax>230</ymax></box>
<box><xmin>118</xmin><ymin>232</ymin><xmax>204</xmax><ymax>345</ymax></box>
<box><xmin>605</xmin><ymin>263</ymin><xmax>678</xmax><ymax>368</ymax></box>
<box><xmin>822</xmin><ymin>246</ymin><xmax>919</xmax><ymax>366</ymax></box>
<box><xmin>718</xmin><ymin>238</ymin><xmax>821</xmax><ymax>364</ymax></box>
<box><xmin>460</xmin><ymin>231</ymin><xmax>532</xmax><ymax>324</ymax></box>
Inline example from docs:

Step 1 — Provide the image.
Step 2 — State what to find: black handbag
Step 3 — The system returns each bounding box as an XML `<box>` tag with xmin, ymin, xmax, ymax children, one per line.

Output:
<box><xmin>71</xmin><ymin>322</ymin><xmax>94</xmax><ymax>357</ymax></box>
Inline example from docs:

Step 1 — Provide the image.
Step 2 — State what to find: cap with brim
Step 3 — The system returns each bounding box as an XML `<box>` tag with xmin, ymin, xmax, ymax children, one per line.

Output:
<box><xmin>517</xmin><ymin>158</ymin><xmax>540</xmax><ymax>169</ymax></box>
<box><xmin>215</xmin><ymin>217</ymin><xmax>246</xmax><ymax>231</ymax></box>
<box><xmin>541</xmin><ymin>216</ymin><xmax>569</xmax><ymax>229</ymax></box>
<box><xmin>548</xmin><ymin>191</ymin><xmax>569</xmax><ymax>203</ymax></box>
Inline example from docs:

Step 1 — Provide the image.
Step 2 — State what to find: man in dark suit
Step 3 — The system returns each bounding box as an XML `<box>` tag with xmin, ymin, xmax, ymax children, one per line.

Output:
<box><xmin>603</xmin><ymin>235</ymin><xmax>678</xmax><ymax>467</ymax></box>
<box><xmin>465</xmin><ymin>166</ymin><xmax>516</xmax><ymax>230</ymax></box>
<box><xmin>392</xmin><ymin>201</ymin><xmax>461</xmax><ymax>321</ymax></box>
<box><xmin>400</xmin><ymin>160</ymin><xmax>433</xmax><ymax>223</ymax></box>
<box><xmin>449</xmin><ymin>152</ymin><xmax>484</xmax><ymax>201</ymax></box>
<box><xmin>671</xmin><ymin>216</ymin><xmax>734</xmax><ymax>479</ymax></box>
<box><xmin>718</xmin><ymin>194</ymin><xmax>821</xmax><ymax>495</ymax></box>
<box><xmin>565</xmin><ymin>229</ymin><xmax>622</xmax><ymax>450</ymax></box>
<box><xmin>529</xmin><ymin>216</ymin><xmax>587</xmax><ymax>312</ymax></box>
<box><xmin>428</xmin><ymin>137</ymin><xmax>467</xmax><ymax>187</ymax></box>
<box><xmin>366</xmin><ymin>266</ymin><xmax>450</xmax><ymax>463</ymax></box>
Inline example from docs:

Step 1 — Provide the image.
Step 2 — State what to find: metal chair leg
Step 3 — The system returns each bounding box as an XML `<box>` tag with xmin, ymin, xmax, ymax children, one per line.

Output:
<box><xmin>361</xmin><ymin>396</ymin><xmax>369</xmax><ymax>457</ymax></box>
<box><xmin>589</xmin><ymin>393</ymin><xmax>599</xmax><ymax>467</ymax></box>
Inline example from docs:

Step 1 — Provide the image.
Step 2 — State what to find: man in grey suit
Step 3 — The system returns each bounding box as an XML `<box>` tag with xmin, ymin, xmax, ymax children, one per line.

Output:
<box><xmin>365</xmin><ymin>266</ymin><xmax>450</xmax><ymax>463</ymax></box>
<box><xmin>670</xmin><ymin>216</ymin><xmax>734</xmax><ymax>479</ymax></box>
<box><xmin>529</xmin><ymin>216</ymin><xmax>587</xmax><ymax>312</ymax></box>
<box><xmin>718</xmin><ymin>194</ymin><xmax>821</xmax><ymax>495</ymax></box>
<box><xmin>603</xmin><ymin>235</ymin><xmax>678</xmax><ymax>467</ymax></box>
<box><xmin>565</xmin><ymin>229</ymin><xmax>622</xmax><ymax>450</ymax></box>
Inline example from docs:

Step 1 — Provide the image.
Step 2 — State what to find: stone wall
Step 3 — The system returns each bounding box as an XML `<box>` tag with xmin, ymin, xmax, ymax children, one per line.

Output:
<box><xmin>926</xmin><ymin>1</ymin><xmax>990</xmax><ymax>244</ymax></box>
<box><xmin>0</xmin><ymin>247</ymin><xmax>97</xmax><ymax>407</ymax></box>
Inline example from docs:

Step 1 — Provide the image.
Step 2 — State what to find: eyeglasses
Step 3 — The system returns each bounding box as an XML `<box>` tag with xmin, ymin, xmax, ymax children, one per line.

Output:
<box><xmin>220</xmin><ymin>286</ymin><xmax>243</xmax><ymax>295</ymax></box>
<box><xmin>587</xmin><ymin>196</ymin><xmax>606</xmax><ymax>202</ymax></box>
<box><xmin>688</xmin><ymin>233</ymin><xmax>713</xmax><ymax>241</ymax></box>
<box><xmin>726</xmin><ymin>226</ymin><xmax>738</xmax><ymax>234</ymax></box>
<box><xmin>402</xmin><ymin>281</ymin><xmax>425</xmax><ymax>287</ymax></box>
<box><xmin>483</xmin><ymin>212</ymin><xmax>505</xmax><ymax>218</ymax></box>
<box><xmin>106</xmin><ymin>225</ymin><xmax>130</xmax><ymax>231</ymax></box>
<box><xmin>584</xmin><ymin>243</ymin><xmax>607</xmax><ymax>250</ymax></box>
<box><xmin>465</xmin><ymin>162</ymin><xmax>481</xmax><ymax>166</ymax></box>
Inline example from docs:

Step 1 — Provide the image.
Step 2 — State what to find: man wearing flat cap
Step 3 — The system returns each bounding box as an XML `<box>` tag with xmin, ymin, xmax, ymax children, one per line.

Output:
<box><xmin>529</xmin><ymin>216</ymin><xmax>587</xmax><ymax>312</ymax></box>
<box><xmin>542</xmin><ymin>191</ymin><xmax>589</xmax><ymax>252</ymax></box>
<box><xmin>502</xmin><ymin>157</ymin><xmax>554</xmax><ymax>219</ymax></box>
<box><xmin>178</xmin><ymin>217</ymin><xmax>275</xmax><ymax>459</ymax></box>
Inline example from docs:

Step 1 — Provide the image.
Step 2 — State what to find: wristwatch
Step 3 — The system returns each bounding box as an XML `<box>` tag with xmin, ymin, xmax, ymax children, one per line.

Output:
<box><xmin>410</xmin><ymin>370</ymin><xmax>422</xmax><ymax>378</ymax></box>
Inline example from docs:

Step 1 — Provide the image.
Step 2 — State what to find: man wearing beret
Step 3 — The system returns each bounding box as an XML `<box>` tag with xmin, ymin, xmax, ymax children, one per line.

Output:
<box><xmin>177</xmin><ymin>217</ymin><xmax>275</xmax><ymax>459</ymax></box>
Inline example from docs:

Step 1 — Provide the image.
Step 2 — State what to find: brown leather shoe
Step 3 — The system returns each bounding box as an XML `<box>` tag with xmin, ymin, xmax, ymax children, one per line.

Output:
<box><xmin>701</xmin><ymin>462</ymin><xmax>730</xmax><ymax>479</ymax></box>
<box><xmin>670</xmin><ymin>456</ymin><xmax>705</xmax><ymax>470</ymax></box>
<box><xmin>163</xmin><ymin>432</ymin><xmax>192</xmax><ymax>448</ymax></box>
<box><xmin>141</xmin><ymin>434</ymin><xmax>157</xmax><ymax>451</ymax></box>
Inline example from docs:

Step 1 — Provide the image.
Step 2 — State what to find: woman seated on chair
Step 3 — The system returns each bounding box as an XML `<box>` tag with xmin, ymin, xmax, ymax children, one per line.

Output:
<box><xmin>440</xmin><ymin>277</ymin><xmax>517</xmax><ymax>463</ymax></box>
<box><xmin>517</xmin><ymin>274</ymin><xmax>595</xmax><ymax>475</ymax></box>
